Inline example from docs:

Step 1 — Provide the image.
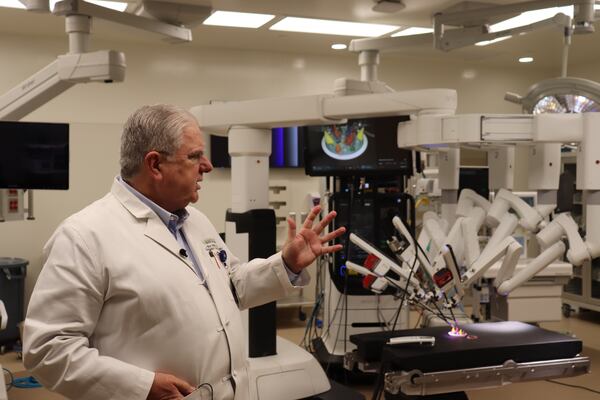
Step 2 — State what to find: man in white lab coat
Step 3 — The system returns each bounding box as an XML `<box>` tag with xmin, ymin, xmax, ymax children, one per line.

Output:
<box><xmin>23</xmin><ymin>104</ymin><xmax>345</xmax><ymax>400</ymax></box>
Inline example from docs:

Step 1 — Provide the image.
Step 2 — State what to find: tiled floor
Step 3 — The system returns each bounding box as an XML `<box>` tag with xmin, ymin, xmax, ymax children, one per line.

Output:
<box><xmin>3</xmin><ymin>308</ymin><xmax>600</xmax><ymax>399</ymax></box>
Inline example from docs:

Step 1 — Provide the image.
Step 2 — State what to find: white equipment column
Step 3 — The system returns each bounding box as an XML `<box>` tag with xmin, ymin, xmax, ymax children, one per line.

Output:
<box><xmin>438</xmin><ymin>147</ymin><xmax>460</xmax><ymax>225</ymax></box>
<box><xmin>225</xmin><ymin>126</ymin><xmax>272</xmax><ymax>351</ymax></box>
<box><xmin>488</xmin><ymin>147</ymin><xmax>515</xmax><ymax>194</ymax></box>
<box><xmin>228</xmin><ymin>126</ymin><xmax>271</xmax><ymax>214</ymax></box>
<box><xmin>529</xmin><ymin>143</ymin><xmax>561</xmax><ymax>209</ymax></box>
<box><xmin>577</xmin><ymin>114</ymin><xmax>600</xmax><ymax>260</ymax></box>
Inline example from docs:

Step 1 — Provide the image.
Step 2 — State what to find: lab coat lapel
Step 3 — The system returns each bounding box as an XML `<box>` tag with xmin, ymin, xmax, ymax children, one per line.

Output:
<box><xmin>111</xmin><ymin>178</ymin><xmax>196</xmax><ymax>274</ymax></box>
<box><xmin>143</xmin><ymin>216</ymin><xmax>194</xmax><ymax>270</ymax></box>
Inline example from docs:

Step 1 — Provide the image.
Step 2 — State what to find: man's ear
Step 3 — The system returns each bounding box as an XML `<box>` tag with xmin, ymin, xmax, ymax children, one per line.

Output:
<box><xmin>144</xmin><ymin>151</ymin><xmax>163</xmax><ymax>180</ymax></box>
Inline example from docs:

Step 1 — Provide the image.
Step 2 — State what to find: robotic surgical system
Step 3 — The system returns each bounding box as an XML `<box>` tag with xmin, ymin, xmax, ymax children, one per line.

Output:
<box><xmin>193</xmin><ymin>58</ymin><xmax>597</xmax><ymax>400</ymax></box>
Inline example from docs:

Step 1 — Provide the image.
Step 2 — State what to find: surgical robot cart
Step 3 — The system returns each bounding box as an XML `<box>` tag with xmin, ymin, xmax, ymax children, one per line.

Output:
<box><xmin>347</xmin><ymin>321</ymin><xmax>589</xmax><ymax>399</ymax></box>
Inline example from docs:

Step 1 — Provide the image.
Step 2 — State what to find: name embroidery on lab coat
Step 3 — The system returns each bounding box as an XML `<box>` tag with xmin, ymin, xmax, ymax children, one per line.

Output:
<box><xmin>204</xmin><ymin>239</ymin><xmax>228</xmax><ymax>269</ymax></box>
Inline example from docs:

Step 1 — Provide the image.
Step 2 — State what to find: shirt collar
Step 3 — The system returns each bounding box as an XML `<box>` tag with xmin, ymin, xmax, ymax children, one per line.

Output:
<box><xmin>118</xmin><ymin>176</ymin><xmax>189</xmax><ymax>233</ymax></box>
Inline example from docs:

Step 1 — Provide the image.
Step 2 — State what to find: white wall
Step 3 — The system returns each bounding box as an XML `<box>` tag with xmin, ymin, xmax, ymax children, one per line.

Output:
<box><xmin>0</xmin><ymin>32</ymin><xmax>553</xmax><ymax>305</ymax></box>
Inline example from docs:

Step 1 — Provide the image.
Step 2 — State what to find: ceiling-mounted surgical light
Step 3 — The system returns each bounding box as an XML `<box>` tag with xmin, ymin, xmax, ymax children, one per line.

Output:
<box><xmin>506</xmin><ymin>77</ymin><xmax>600</xmax><ymax>114</ymax></box>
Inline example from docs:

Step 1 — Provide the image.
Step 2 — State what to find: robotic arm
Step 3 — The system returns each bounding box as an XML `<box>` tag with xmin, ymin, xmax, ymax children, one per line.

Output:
<box><xmin>537</xmin><ymin>212</ymin><xmax>600</xmax><ymax>265</ymax></box>
<box><xmin>486</xmin><ymin>188</ymin><xmax>551</xmax><ymax>231</ymax></box>
<box><xmin>493</xmin><ymin>212</ymin><xmax>591</xmax><ymax>296</ymax></box>
<box><xmin>348</xmin><ymin>233</ymin><xmax>423</xmax><ymax>295</ymax></box>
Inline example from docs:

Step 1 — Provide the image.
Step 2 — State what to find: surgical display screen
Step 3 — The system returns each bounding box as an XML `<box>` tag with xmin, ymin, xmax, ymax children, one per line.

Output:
<box><xmin>0</xmin><ymin>121</ymin><xmax>69</xmax><ymax>190</ymax></box>
<box><xmin>303</xmin><ymin>116</ymin><xmax>412</xmax><ymax>176</ymax></box>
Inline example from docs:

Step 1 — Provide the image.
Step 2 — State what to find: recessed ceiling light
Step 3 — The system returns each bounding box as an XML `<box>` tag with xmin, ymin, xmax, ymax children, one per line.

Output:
<box><xmin>490</xmin><ymin>6</ymin><xmax>572</xmax><ymax>32</ymax></box>
<box><xmin>475</xmin><ymin>36</ymin><xmax>511</xmax><ymax>46</ymax></box>
<box><xmin>203</xmin><ymin>10</ymin><xmax>275</xmax><ymax>28</ymax></box>
<box><xmin>331</xmin><ymin>43</ymin><xmax>347</xmax><ymax>50</ymax></box>
<box><xmin>270</xmin><ymin>17</ymin><xmax>399</xmax><ymax>37</ymax></box>
<box><xmin>391</xmin><ymin>27</ymin><xmax>433</xmax><ymax>37</ymax></box>
<box><xmin>519</xmin><ymin>56</ymin><xmax>534</xmax><ymax>63</ymax></box>
<box><xmin>0</xmin><ymin>0</ymin><xmax>25</xmax><ymax>9</ymax></box>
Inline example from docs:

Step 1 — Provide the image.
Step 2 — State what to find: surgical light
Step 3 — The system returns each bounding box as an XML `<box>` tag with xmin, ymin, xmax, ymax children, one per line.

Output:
<box><xmin>0</xmin><ymin>0</ymin><xmax>25</xmax><ymax>9</ymax></box>
<box><xmin>519</xmin><ymin>56</ymin><xmax>534</xmax><ymax>63</ymax></box>
<box><xmin>391</xmin><ymin>27</ymin><xmax>433</xmax><ymax>37</ymax></box>
<box><xmin>270</xmin><ymin>17</ymin><xmax>399</xmax><ymax>37</ymax></box>
<box><xmin>203</xmin><ymin>10</ymin><xmax>275</xmax><ymax>28</ymax></box>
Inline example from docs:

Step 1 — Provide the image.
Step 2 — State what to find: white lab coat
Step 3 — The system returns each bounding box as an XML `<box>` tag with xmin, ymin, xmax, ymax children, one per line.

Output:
<box><xmin>23</xmin><ymin>179</ymin><xmax>308</xmax><ymax>400</ymax></box>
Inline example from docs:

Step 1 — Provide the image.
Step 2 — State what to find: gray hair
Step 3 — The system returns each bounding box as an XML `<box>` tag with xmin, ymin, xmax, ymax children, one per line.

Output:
<box><xmin>120</xmin><ymin>104</ymin><xmax>199</xmax><ymax>179</ymax></box>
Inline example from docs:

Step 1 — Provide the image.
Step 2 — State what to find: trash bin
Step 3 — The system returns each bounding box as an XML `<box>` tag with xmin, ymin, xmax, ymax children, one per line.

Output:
<box><xmin>0</xmin><ymin>257</ymin><xmax>27</xmax><ymax>350</ymax></box>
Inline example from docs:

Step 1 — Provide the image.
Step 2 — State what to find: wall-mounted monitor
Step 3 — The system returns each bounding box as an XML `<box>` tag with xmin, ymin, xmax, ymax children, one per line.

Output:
<box><xmin>209</xmin><ymin>127</ymin><xmax>304</xmax><ymax>168</ymax></box>
<box><xmin>303</xmin><ymin>116</ymin><xmax>412</xmax><ymax>177</ymax></box>
<box><xmin>0</xmin><ymin>121</ymin><xmax>69</xmax><ymax>190</ymax></box>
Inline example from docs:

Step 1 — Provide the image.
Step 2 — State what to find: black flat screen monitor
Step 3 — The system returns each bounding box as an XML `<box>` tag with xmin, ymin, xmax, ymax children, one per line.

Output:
<box><xmin>0</xmin><ymin>121</ymin><xmax>69</xmax><ymax>190</ymax></box>
<box><xmin>304</xmin><ymin>116</ymin><xmax>412</xmax><ymax>176</ymax></box>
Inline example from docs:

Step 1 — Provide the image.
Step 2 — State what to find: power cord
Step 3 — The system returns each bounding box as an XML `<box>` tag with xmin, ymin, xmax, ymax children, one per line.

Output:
<box><xmin>545</xmin><ymin>379</ymin><xmax>600</xmax><ymax>395</ymax></box>
<box><xmin>3</xmin><ymin>368</ymin><xmax>13</xmax><ymax>392</ymax></box>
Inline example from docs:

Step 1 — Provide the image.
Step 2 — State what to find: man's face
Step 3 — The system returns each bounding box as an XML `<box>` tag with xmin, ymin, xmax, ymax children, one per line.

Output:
<box><xmin>159</xmin><ymin>124</ymin><xmax>213</xmax><ymax>211</ymax></box>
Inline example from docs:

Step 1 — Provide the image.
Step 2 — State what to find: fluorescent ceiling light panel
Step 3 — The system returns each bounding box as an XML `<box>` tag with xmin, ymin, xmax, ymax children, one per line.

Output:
<box><xmin>85</xmin><ymin>0</ymin><xmax>127</xmax><ymax>12</ymax></box>
<box><xmin>475</xmin><ymin>36</ymin><xmax>511</xmax><ymax>46</ymax></box>
<box><xmin>203</xmin><ymin>10</ymin><xmax>275</xmax><ymax>28</ymax></box>
<box><xmin>270</xmin><ymin>17</ymin><xmax>399</xmax><ymax>37</ymax></box>
<box><xmin>50</xmin><ymin>0</ymin><xmax>127</xmax><ymax>11</ymax></box>
<box><xmin>0</xmin><ymin>0</ymin><xmax>25</xmax><ymax>9</ymax></box>
<box><xmin>391</xmin><ymin>27</ymin><xmax>433</xmax><ymax>37</ymax></box>
<box><xmin>490</xmin><ymin>6</ymin><xmax>573</xmax><ymax>32</ymax></box>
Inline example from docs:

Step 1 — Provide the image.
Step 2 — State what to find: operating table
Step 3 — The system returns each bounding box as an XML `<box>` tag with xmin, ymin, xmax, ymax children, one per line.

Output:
<box><xmin>346</xmin><ymin>321</ymin><xmax>590</xmax><ymax>399</ymax></box>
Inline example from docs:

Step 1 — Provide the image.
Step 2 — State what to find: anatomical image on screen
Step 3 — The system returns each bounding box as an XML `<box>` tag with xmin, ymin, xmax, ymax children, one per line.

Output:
<box><xmin>304</xmin><ymin>116</ymin><xmax>412</xmax><ymax>176</ymax></box>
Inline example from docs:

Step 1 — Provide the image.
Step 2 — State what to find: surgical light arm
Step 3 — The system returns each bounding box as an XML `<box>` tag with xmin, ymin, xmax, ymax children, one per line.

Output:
<box><xmin>53</xmin><ymin>0</ymin><xmax>197</xmax><ymax>43</ymax></box>
<box><xmin>0</xmin><ymin>50</ymin><xmax>125</xmax><ymax>120</ymax></box>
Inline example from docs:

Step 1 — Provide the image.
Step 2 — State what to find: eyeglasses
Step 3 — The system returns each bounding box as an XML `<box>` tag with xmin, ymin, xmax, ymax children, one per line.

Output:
<box><xmin>157</xmin><ymin>150</ymin><xmax>205</xmax><ymax>165</ymax></box>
